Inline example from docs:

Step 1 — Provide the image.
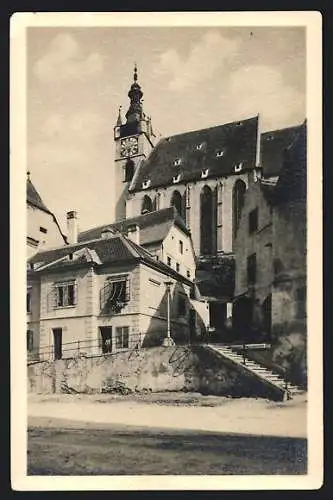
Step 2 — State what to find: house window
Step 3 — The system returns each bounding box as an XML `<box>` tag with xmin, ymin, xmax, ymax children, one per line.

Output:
<box><xmin>100</xmin><ymin>275</ymin><xmax>130</xmax><ymax>313</ymax></box>
<box><xmin>167</xmin><ymin>256</ymin><xmax>172</xmax><ymax>267</ymax></box>
<box><xmin>178</xmin><ymin>295</ymin><xmax>186</xmax><ymax>317</ymax></box>
<box><xmin>39</xmin><ymin>226</ymin><xmax>47</xmax><ymax>234</ymax></box>
<box><xmin>249</xmin><ymin>208</ymin><xmax>258</xmax><ymax>234</ymax></box>
<box><xmin>176</xmin><ymin>263</ymin><xmax>180</xmax><ymax>272</ymax></box>
<box><xmin>186</xmin><ymin>270</ymin><xmax>191</xmax><ymax>278</ymax></box>
<box><xmin>179</xmin><ymin>240</ymin><xmax>183</xmax><ymax>254</ymax></box>
<box><xmin>55</xmin><ymin>281</ymin><xmax>77</xmax><ymax>308</ymax></box>
<box><xmin>115</xmin><ymin>326</ymin><xmax>129</xmax><ymax>349</ymax></box>
<box><xmin>247</xmin><ymin>253</ymin><xmax>257</xmax><ymax>285</ymax></box>
<box><xmin>27</xmin><ymin>290</ymin><xmax>31</xmax><ymax>313</ymax></box>
<box><xmin>27</xmin><ymin>330</ymin><xmax>33</xmax><ymax>351</ymax></box>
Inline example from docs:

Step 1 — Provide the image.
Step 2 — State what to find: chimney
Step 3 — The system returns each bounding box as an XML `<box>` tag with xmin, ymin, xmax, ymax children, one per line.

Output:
<box><xmin>126</xmin><ymin>223</ymin><xmax>140</xmax><ymax>246</ymax></box>
<box><xmin>66</xmin><ymin>210</ymin><xmax>78</xmax><ymax>244</ymax></box>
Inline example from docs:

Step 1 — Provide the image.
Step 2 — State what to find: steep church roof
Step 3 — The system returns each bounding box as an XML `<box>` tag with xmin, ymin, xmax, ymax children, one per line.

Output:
<box><xmin>130</xmin><ymin>115</ymin><xmax>259</xmax><ymax>192</ymax></box>
<box><xmin>27</xmin><ymin>174</ymin><xmax>51</xmax><ymax>214</ymax></box>
<box><xmin>260</xmin><ymin>124</ymin><xmax>304</xmax><ymax>178</ymax></box>
<box><xmin>78</xmin><ymin>207</ymin><xmax>190</xmax><ymax>245</ymax></box>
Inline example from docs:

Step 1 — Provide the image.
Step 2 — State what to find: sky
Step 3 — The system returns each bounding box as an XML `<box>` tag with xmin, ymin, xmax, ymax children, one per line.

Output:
<box><xmin>27</xmin><ymin>26</ymin><xmax>306</xmax><ymax>234</ymax></box>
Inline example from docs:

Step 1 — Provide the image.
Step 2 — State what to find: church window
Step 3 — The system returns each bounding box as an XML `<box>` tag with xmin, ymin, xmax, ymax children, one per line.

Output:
<box><xmin>200</xmin><ymin>185</ymin><xmax>217</xmax><ymax>256</ymax></box>
<box><xmin>124</xmin><ymin>159</ymin><xmax>135</xmax><ymax>182</ymax></box>
<box><xmin>141</xmin><ymin>195</ymin><xmax>153</xmax><ymax>214</ymax></box>
<box><xmin>170</xmin><ymin>190</ymin><xmax>185</xmax><ymax>220</ymax></box>
<box><xmin>232</xmin><ymin>179</ymin><xmax>246</xmax><ymax>241</ymax></box>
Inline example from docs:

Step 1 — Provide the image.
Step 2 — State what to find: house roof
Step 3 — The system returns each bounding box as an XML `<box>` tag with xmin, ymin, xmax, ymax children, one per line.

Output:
<box><xmin>260</xmin><ymin>124</ymin><xmax>304</xmax><ymax>178</ymax></box>
<box><xmin>28</xmin><ymin>233</ymin><xmax>192</xmax><ymax>284</ymax></box>
<box><xmin>78</xmin><ymin>206</ymin><xmax>190</xmax><ymax>245</ymax></box>
<box><xmin>129</xmin><ymin>116</ymin><xmax>259</xmax><ymax>192</ymax></box>
<box><xmin>27</xmin><ymin>177</ymin><xmax>51</xmax><ymax>213</ymax></box>
<box><xmin>274</xmin><ymin>120</ymin><xmax>307</xmax><ymax>203</ymax></box>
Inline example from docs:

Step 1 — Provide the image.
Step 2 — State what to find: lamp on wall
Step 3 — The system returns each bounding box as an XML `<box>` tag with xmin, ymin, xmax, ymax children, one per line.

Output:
<box><xmin>162</xmin><ymin>280</ymin><xmax>175</xmax><ymax>346</ymax></box>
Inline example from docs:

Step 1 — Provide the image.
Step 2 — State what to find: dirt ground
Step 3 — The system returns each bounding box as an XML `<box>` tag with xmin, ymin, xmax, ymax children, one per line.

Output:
<box><xmin>27</xmin><ymin>392</ymin><xmax>307</xmax><ymax>475</ymax></box>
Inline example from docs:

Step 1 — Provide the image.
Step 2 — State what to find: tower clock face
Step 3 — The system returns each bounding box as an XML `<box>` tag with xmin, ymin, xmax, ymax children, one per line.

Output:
<box><xmin>120</xmin><ymin>136</ymin><xmax>138</xmax><ymax>157</ymax></box>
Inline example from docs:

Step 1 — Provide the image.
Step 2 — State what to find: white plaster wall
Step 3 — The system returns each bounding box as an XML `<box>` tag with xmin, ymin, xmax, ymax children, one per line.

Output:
<box><xmin>27</xmin><ymin>204</ymin><xmax>65</xmax><ymax>255</ymax></box>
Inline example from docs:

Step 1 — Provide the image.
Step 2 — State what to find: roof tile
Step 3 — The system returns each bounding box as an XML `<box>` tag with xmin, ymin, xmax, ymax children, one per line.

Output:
<box><xmin>130</xmin><ymin>116</ymin><xmax>259</xmax><ymax>191</ymax></box>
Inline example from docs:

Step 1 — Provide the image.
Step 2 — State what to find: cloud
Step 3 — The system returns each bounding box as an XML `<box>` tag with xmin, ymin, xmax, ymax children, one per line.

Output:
<box><xmin>222</xmin><ymin>65</ymin><xmax>305</xmax><ymax>131</ymax></box>
<box><xmin>42</xmin><ymin>111</ymin><xmax>107</xmax><ymax>141</ymax></box>
<box><xmin>154</xmin><ymin>31</ymin><xmax>240</xmax><ymax>91</ymax></box>
<box><xmin>34</xmin><ymin>33</ymin><xmax>103</xmax><ymax>83</ymax></box>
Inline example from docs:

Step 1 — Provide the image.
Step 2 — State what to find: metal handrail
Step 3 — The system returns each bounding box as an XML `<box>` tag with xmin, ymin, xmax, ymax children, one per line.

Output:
<box><xmin>28</xmin><ymin>334</ymin><xmax>143</xmax><ymax>363</ymax></box>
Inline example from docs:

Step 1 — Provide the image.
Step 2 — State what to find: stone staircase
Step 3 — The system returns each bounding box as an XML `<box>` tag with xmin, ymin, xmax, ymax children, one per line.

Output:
<box><xmin>207</xmin><ymin>344</ymin><xmax>304</xmax><ymax>400</ymax></box>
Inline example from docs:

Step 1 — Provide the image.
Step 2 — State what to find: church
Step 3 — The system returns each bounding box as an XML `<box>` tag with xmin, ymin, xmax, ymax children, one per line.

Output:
<box><xmin>110</xmin><ymin>65</ymin><xmax>303</xmax><ymax>338</ymax></box>
<box><xmin>27</xmin><ymin>64</ymin><xmax>306</xmax><ymax>364</ymax></box>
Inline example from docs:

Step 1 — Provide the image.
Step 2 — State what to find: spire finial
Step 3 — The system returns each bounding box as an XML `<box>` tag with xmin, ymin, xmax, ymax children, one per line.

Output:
<box><xmin>134</xmin><ymin>63</ymin><xmax>138</xmax><ymax>82</ymax></box>
<box><xmin>116</xmin><ymin>105</ymin><xmax>123</xmax><ymax>127</ymax></box>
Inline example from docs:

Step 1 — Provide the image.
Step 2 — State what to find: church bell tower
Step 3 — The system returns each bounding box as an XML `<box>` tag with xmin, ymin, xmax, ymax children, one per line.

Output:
<box><xmin>114</xmin><ymin>65</ymin><xmax>155</xmax><ymax>222</ymax></box>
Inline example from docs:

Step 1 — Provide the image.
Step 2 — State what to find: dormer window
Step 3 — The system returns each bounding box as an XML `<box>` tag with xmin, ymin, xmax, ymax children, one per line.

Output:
<box><xmin>173</xmin><ymin>158</ymin><xmax>182</xmax><ymax>167</ymax></box>
<box><xmin>236</xmin><ymin>121</ymin><xmax>243</xmax><ymax>127</ymax></box>
<box><xmin>196</xmin><ymin>143</ymin><xmax>204</xmax><ymax>151</ymax></box>
<box><xmin>234</xmin><ymin>162</ymin><xmax>243</xmax><ymax>172</ymax></box>
<box><xmin>172</xmin><ymin>174</ymin><xmax>181</xmax><ymax>184</ymax></box>
<box><xmin>201</xmin><ymin>169</ymin><xmax>209</xmax><ymax>179</ymax></box>
<box><xmin>142</xmin><ymin>179</ymin><xmax>151</xmax><ymax>189</ymax></box>
<box><xmin>216</xmin><ymin>150</ymin><xmax>225</xmax><ymax>158</ymax></box>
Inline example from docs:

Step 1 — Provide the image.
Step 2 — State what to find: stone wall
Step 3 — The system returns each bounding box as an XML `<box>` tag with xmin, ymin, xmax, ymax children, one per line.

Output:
<box><xmin>28</xmin><ymin>345</ymin><xmax>285</xmax><ymax>400</ymax></box>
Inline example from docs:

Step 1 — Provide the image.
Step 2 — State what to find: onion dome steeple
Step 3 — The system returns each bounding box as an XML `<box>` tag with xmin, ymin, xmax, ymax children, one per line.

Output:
<box><xmin>125</xmin><ymin>64</ymin><xmax>144</xmax><ymax>124</ymax></box>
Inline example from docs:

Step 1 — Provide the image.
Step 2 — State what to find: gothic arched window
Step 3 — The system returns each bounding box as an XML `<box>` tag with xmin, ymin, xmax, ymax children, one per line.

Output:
<box><xmin>170</xmin><ymin>190</ymin><xmax>185</xmax><ymax>220</ymax></box>
<box><xmin>232</xmin><ymin>179</ymin><xmax>246</xmax><ymax>240</ymax></box>
<box><xmin>124</xmin><ymin>159</ymin><xmax>135</xmax><ymax>182</ymax></box>
<box><xmin>200</xmin><ymin>185</ymin><xmax>217</xmax><ymax>255</ymax></box>
<box><xmin>141</xmin><ymin>195</ymin><xmax>153</xmax><ymax>214</ymax></box>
